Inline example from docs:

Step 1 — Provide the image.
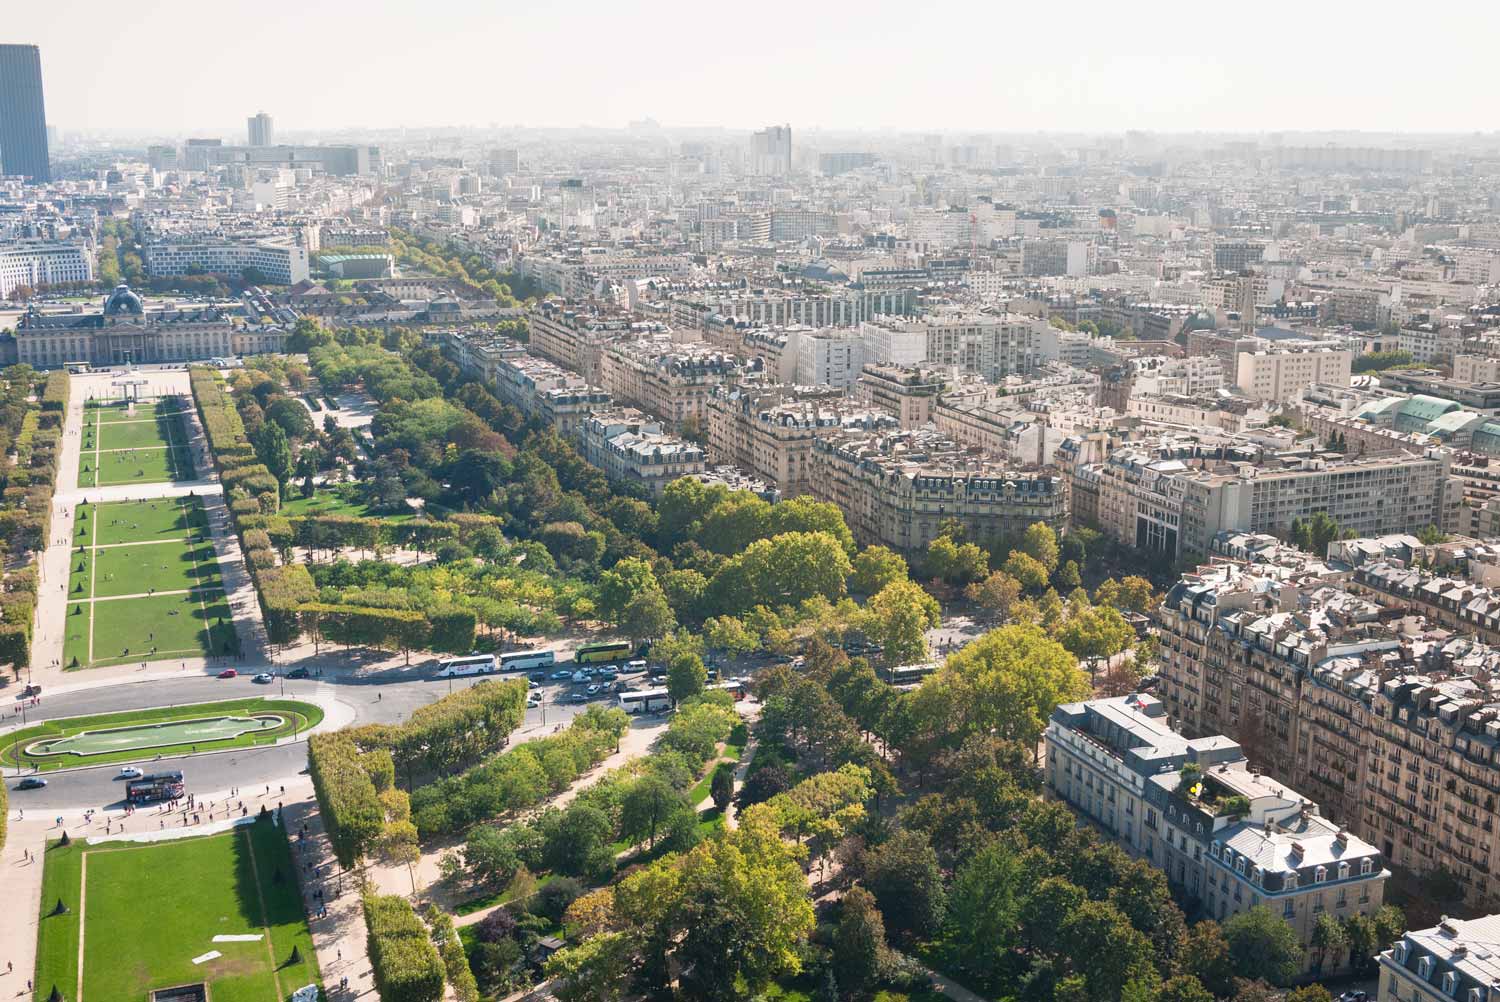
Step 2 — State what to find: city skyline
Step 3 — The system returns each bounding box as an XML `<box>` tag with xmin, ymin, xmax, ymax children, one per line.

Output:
<box><xmin>9</xmin><ymin>0</ymin><xmax>1500</xmax><ymax>135</ymax></box>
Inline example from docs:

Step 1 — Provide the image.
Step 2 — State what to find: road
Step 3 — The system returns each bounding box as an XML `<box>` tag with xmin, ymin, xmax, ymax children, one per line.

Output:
<box><xmin>3</xmin><ymin>669</ymin><xmax>600</xmax><ymax>811</ymax></box>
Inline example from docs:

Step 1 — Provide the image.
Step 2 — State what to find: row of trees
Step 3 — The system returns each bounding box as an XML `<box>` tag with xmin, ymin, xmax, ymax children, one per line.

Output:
<box><xmin>1</xmin><ymin>368</ymin><xmax>66</xmax><ymax>676</ymax></box>
<box><xmin>308</xmin><ymin>681</ymin><xmax>527</xmax><ymax>866</ymax></box>
<box><xmin>410</xmin><ymin>706</ymin><xmax>626</xmax><ymax>838</ymax></box>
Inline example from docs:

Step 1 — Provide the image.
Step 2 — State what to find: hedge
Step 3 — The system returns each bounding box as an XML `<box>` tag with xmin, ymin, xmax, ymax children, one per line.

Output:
<box><xmin>424</xmin><ymin>904</ymin><xmax>479</xmax><ymax>1002</ymax></box>
<box><xmin>255</xmin><ymin>564</ymin><xmax>317</xmax><ymax>645</ymax></box>
<box><xmin>365</xmin><ymin>894</ymin><xmax>445</xmax><ymax>1002</ymax></box>
<box><xmin>308</xmin><ymin>732</ymin><xmax>384</xmax><ymax>867</ymax></box>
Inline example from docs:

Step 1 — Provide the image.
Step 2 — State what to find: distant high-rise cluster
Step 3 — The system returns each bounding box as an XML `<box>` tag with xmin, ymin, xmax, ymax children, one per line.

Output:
<box><xmin>0</xmin><ymin>44</ymin><xmax>50</xmax><ymax>182</ymax></box>
<box><xmin>750</xmin><ymin>124</ymin><xmax>792</xmax><ymax>177</ymax></box>
<box><xmin>247</xmin><ymin>111</ymin><xmax>274</xmax><ymax>147</ymax></box>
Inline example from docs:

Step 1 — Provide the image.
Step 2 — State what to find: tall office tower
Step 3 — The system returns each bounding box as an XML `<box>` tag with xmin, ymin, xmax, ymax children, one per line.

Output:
<box><xmin>247</xmin><ymin>111</ymin><xmax>274</xmax><ymax>147</ymax></box>
<box><xmin>0</xmin><ymin>44</ymin><xmax>51</xmax><ymax>182</ymax></box>
<box><xmin>750</xmin><ymin>124</ymin><xmax>792</xmax><ymax>177</ymax></box>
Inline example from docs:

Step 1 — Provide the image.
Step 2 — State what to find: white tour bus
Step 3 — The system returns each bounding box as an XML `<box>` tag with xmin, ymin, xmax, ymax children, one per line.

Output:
<box><xmin>436</xmin><ymin>654</ymin><xmax>497</xmax><ymax>678</ymax></box>
<box><xmin>499</xmin><ymin>650</ymin><xmax>556</xmax><ymax>673</ymax></box>
<box><xmin>619</xmin><ymin>687</ymin><xmax>674</xmax><ymax>715</ymax></box>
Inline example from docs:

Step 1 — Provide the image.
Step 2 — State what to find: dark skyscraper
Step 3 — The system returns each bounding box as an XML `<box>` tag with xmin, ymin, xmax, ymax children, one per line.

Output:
<box><xmin>0</xmin><ymin>44</ymin><xmax>50</xmax><ymax>182</ymax></box>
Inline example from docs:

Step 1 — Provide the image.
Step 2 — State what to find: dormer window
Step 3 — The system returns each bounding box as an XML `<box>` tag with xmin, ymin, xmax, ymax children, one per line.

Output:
<box><xmin>1285</xmin><ymin>872</ymin><xmax>1298</xmax><ymax>890</ymax></box>
<box><xmin>1442</xmin><ymin>973</ymin><xmax>1458</xmax><ymax>996</ymax></box>
<box><xmin>1315</xmin><ymin>865</ymin><xmax>1328</xmax><ymax>883</ymax></box>
<box><xmin>1418</xmin><ymin>956</ymin><xmax>1434</xmax><ymax>979</ymax></box>
<box><xmin>1394</xmin><ymin>942</ymin><xmax>1409</xmax><ymax>964</ymax></box>
<box><xmin>1211</xmin><ymin>841</ymin><xmax>1222</xmax><ymax>858</ymax></box>
<box><xmin>1236</xmin><ymin>856</ymin><xmax>1247</xmax><ymax>874</ymax></box>
<box><xmin>1361</xmin><ymin>858</ymin><xmax>1374</xmax><ymax>875</ymax></box>
<box><xmin>1339</xmin><ymin>862</ymin><xmax>1350</xmax><ymax>880</ymax></box>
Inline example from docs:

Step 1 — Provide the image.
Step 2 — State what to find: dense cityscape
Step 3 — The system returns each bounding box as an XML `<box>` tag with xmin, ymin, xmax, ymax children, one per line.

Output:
<box><xmin>4</xmin><ymin>21</ymin><xmax>1500</xmax><ymax>1002</ymax></box>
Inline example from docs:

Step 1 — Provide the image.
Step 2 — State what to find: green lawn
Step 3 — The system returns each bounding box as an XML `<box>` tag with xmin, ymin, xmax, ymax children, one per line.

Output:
<box><xmin>91</xmin><ymin>539</ymin><xmax>221</xmax><ymax>597</ymax></box>
<box><xmin>85</xmin><ymin>497</ymin><xmax>207</xmax><ymax>547</ymax></box>
<box><xmin>34</xmin><ymin>820</ymin><xmax>322</xmax><ymax>1002</ymax></box>
<box><xmin>65</xmin><ymin>499</ymin><xmax>232</xmax><ymax>669</ymax></box>
<box><xmin>280</xmin><ymin>489</ymin><xmax>413</xmax><ymax>522</ymax></box>
<box><xmin>1</xmin><ymin>698</ymin><xmax>323</xmax><ymax>771</ymax></box>
<box><xmin>78</xmin><ymin>404</ymin><xmax>194</xmax><ymax>488</ymax></box>
<box><xmin>76</xmin><ymin>589</ymin><xmax>237</xmax><ymax>668</ymax></box>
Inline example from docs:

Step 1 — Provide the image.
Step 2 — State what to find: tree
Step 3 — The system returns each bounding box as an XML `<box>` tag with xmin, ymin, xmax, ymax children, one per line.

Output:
<box><xmin>1053</xmin><ymin>559</ymin><xmax>1082</xmax><ymax>591</ymax></box>
<box><xmin>850</xmin><ymin>545</ymin><xmax>909</xmax><ymax>595</ymax></box>
<box><xmin>1223</xmin><ymin>906</ymin><xmax>1301</xmax><ymax>986</ymax></box>
<box><xmin>1060</xmin><ymin>900</ymin><xmax>1156</xmax><ymax>1002</ymax></box>
<box><xmin>833</xmin><ymin>887</ymin><xmax>886</xmax><ymax>997</ymax></box>
<box><xmin>1019</xmin><ymin>522</ymin><xmax>1060</xmax><ymax>573</ymax></box>
<box><xmin>915</xmin><ymin>623</ymin><xmax>1090</xmax><ymax>754</ymax></box>
<box><xmin>1018</xmin><ymin>876</ymin><xmax>1086</xmax><ymax>953</ymax></box>
<box><xmin>1285</xmin><ymin>987</ymin><xmax>1332</xmax><ymax>1002</ymax></box>
<box><xmin>667</xmin><ymin>652</ymin><xmax>708</xmax><ymax>704</ymax></box>
<box><xmin>1310</xmin><ymin>912</ymin><xmax>1348</xmax><ymax>972</ymax></box>
<box><xmin>710</xmin><ymin>763</ymin><xmax>735</xmax><ymax>811</ymax></box>
<box><xmin>673</xmin><ymin>808</ymin><xmax>816</xmax><ymax>1001</ymax></box>
<box><xmin>621</xmin><ymin>775</ymin><xmax>687</xmax><ymax>850</ymax></box>
<box><xmin>1003</xmin><ymin>551</ymin><xmax>1050</xmax><ymax>592</ymax></box>
<box><xmin>945</xmin><ymin>839</ymin><xmax>1027</xmax><ymax>982</ymax></box>
<box><xmin>253</xmin><ymin>420</ymin><xmax>294</xmax><ymax>492</ymax></box>
<box><xmin>1289</xmin><ymin>511</ymin><xmax>1343</xmax><ymax>557</ymax></box>
<box><xmin>862</xmin><ymin>579</ymin><xmax>940</xmax><ymax>666</ymax></box>
<box><xmin>542</xmin><ymin>806</ymin><xmax>614</xmax><ymax>880</ymax></box>
<box><xmin>620</xmin><ymin>589</ymin><xmax>677</xmax><ymax>645</ymax></box>
<box><xmin>547</xmin><ymin>931</ymin><xmax>633</xmax><ymax>1002</ymax></box>
<box><xmin>1058</xmin><ymin>606</ymin><xmax>1135</xmax><ymax>666</ymax></box>
<box><xmin>966</xmin><ymin>571</ymin><xmax>1022</xmax><ymax>620</ymax></box>
<box><xmin>1159</xmin><ymin>977</ymin><xmax>1215</xmax><ymax>1002</ymax></box>
<box><xmin>703</xmin><ymin>615</ymin><xmax>758</xmax><ymax>658</ymax></box>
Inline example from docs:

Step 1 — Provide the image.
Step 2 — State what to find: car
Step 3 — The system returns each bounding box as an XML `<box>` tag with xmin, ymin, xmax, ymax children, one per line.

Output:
<box><xmin>252</xmin><ymin>673</ymin><xmax>274</xmax><ymax>684</ymax></box>
<box><xmin>15</xmin><ymin>777</ymin><xmax>46</xmax><ymax>790</ymax></box>
<box><xmin>529</xmin><ymin>672</ymin><xmax>547</xmax><ymax>682</ymax></box>
<box><xmin>217</xmin><ymin>668</ymin><xmax>238</xmax><ymax>679</ymax></box>
<box><xmin>526</xmin><ymin>696</ymin><xmax>541</xmax><ymax>708</ymax></box>
<box><xmin>286</xmin><ymin>667</ymin><xmax>310</xmax><ymax>680</ymax></box>
<box><xmin>118</xmin><ymin>766</ymin><xmax>143</xmax><ymax>779</ymax></box>
<box><xmin>567</xmin><ymin>692</ymin><xmax>589</xmax><ymax>704</ymax></box>
<box><xmin>1338</xmin><ymin>993</ymin><xmax>1368</xmax><ymax>1002</ymax></box>
<box><xmin>596</xmin><ymin>669</ymin><xmax>617</xmax><ymax>681</ymax></box>
<box><xmin>527</xmin><ymin>678</ymin><xmax>540</xmax><ymax>689</ymax></box>
<box><xmin>550</xmin><ymin>670</ymin><xmax>573</xmax><ymax>681</ymax></box>
<box><xmin>585</xmin><ymin>684</ymin><xmax>600</xmax><ymax>696</ymax></box>
<box><xmin>571</xmin><ymin>671</ymin><xmax>589</xmax><ymax>683</ymax></box>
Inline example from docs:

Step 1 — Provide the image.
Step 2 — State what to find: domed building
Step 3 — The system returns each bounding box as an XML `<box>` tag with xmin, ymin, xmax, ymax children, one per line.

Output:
<box><xmin>102</xmin><ymin>284</ymin><xmax>145</xmax><ymax>318</ymax></box>
<box><xmin>6</xmin><ymin>283</ymin><xmax>288</xmax><ymax>368</ymax></box>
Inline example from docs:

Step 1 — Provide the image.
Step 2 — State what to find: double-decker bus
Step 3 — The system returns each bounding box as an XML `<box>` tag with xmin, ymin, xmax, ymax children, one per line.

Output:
<box><xmin>126</xmin><ymin>771</ymin><xmax>185</xmax><ymax>804</ymax></box>
<box><xmin>436</xmin><ymin>654</ymin><xmax>497</xmax><ymax>678</ymax></box>
<box><xmin>574</xmin><ymin>641</ymin><xmax>632</xmax><ymax>665</ymax></box>
<box><xmin>499</xmin><ymin>650</ymin><xmax>555</xmax><ymax>673</ymax></box>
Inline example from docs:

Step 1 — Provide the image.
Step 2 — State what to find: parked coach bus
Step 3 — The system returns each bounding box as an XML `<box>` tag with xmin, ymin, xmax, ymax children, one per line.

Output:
<box><xmin>574</xmin><ymin>641</ymin><xmax>632</xmax><ymax>665</ymax></box>
<box><xmin>620</xmin><ymin>679</ymin><xmax>745</xmax><ymax>715</ymax></box>
<box><xmin>127</xmin><ymin>771</ymin><xmax>185</xmax><ymax>804</ymax></box>
<box><xmin>436</xmin><ymin>654</ymin><xmax>497</xmax><ymax>678</ymax></box>
<box><xmin>499</xmin><ymin>650</ymin><xmax>555</xmax><ymax>673</ymax></box>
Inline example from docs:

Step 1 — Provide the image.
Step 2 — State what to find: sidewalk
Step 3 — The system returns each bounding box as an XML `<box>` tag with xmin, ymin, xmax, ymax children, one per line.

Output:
<box><xmin>280</xmin><ymin>790</ymin><xmax>375</xmax><ymax>998</ymax></box>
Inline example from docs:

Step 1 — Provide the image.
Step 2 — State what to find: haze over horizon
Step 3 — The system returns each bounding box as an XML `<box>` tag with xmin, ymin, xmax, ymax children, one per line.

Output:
<box><xmin>14</xmin><ymin>0</ymin><xmax>1500</xmax><ymax>136</ymax></box>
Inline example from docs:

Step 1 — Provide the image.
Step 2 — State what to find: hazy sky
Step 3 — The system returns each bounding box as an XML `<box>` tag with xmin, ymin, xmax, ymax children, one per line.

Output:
<box><xmin>12</xmin><ymin>0</ymin><xmax>1498</xmax><ymax>136</ymax></box>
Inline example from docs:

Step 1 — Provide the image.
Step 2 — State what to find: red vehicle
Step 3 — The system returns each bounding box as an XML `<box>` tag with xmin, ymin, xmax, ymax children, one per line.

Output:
<box><xmin>217</xmin><ymin>668</ymin><xmax>238</xmax><ymax>679</ymax></box>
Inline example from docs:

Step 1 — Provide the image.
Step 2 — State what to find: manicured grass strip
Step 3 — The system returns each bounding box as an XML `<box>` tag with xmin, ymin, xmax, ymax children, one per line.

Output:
<box><xmin>77</xmin><ymin>588</ymin><xmax>236</xmax><ymax>669</ymax></box>
<box><xmin>86</xmin><ymin>497</ymin><xmax>208</xmax><ymax>547</ymax></box>
<box><xmin>90</xmin><ymin>538</ymin><xmax>222</xmax><ymax>597</ymax></box>
<box><xmin>0</xmin><ymin>697</ymin><xmax>325</xmax><ymax>771</ymax></box>
<box><xmin>79</xmin><ymin>821</ymin><xmax>320</xmax><ymax>1002</ymax></box>
<box><xmin>279</xmin><ymin>489</ymin><xmax>415</xmax><ymax>521</ymax></box>
<box><xmin>32</xmin><ymin>838</ymin><xmax>82</xmax><ymax>1002</ymax></box>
